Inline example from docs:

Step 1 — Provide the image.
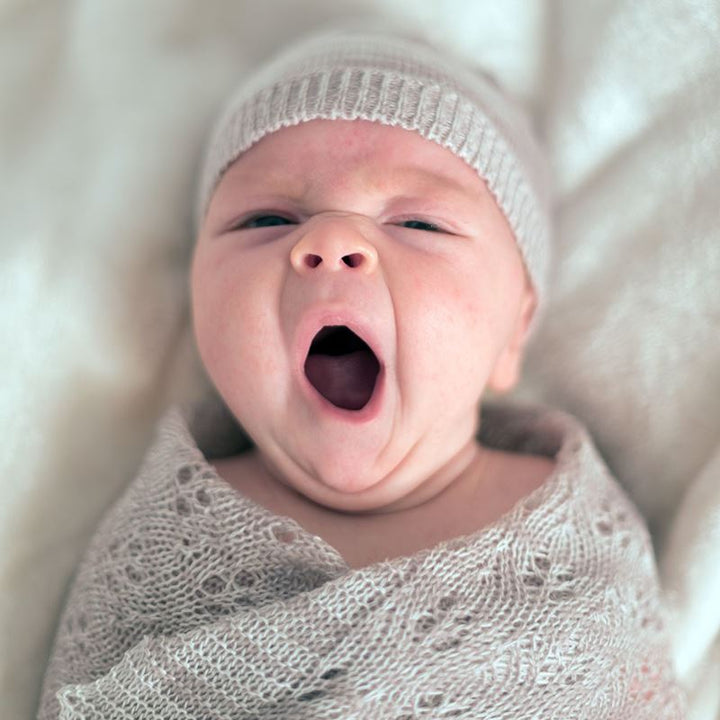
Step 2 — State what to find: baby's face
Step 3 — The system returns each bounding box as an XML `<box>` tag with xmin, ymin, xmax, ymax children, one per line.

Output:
<box><xmin>192</xmin><ymin>119</ymin><xmax>535</xmax><ymax>513</ymax></box>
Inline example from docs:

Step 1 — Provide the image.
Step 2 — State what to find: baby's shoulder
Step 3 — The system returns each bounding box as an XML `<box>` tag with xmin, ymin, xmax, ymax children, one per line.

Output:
<box><xmin>493</xmin><ymin>449</ymin><xmax>556</xmax><ymax>486</ymax></box>
<box><xmin>482</xmin><ymin>447</ymin><xmax>557</xmax><ymax>509</ymax></box>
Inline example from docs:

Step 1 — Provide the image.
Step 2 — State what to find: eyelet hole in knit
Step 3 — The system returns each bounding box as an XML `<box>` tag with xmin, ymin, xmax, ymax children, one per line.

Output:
<box><xmin>176</xmin><ymin>464</ymin><xmax>194</xmax><ymax>484</ymax></box>
<box><xmin>416</xmin><ymin>691</ymin><xmax>444</xmax><ymax>709</ymax></box>
<box><xmin>195</xmin><ymin>488</ymin><xmax>211</xmax><ymax>506</ymax></box>
<box><xmin>523</xmin><ymin>573</ymin><xmax>545</xmax><ymax>587</ymax></box>
<box><xmin>596</xmin><ymin>520</ymin><xmax>612</xmax><ymax>535</ymax></box>
<box><xmin>125</xmin><ymin>564</ymin><xmax>145</xmax><ymax>584</ymax></box>
<box><xmin>272</xmin><ymin>525</ymin><xmax>297</xmax><ymax>543</ymax></box>
<box><xmin>205</xmin><ymin>603</ymin><xmax>231</xmax><ymax>616</ymax></box>
<box><xmin>320</xmin><ymin>667</ymin><xmax>346</xmax><ymax>681</ymax></box>
<box><xmin>298</xmin><ymin>689</ymin><xmax>325</xmax><ymax>702</ymax></box>
<box><xmin>415</xmin><ymin>613</ymin><xmax>437</xmax><ymax>634</ymax></box>
<box><xmin>201</xmin><ymin>575</ymin><xmax>226</xmax><ymax>594</ymax></box>
<box><xmin>233</xmin><ymin>570</ymin><xmax>256</xmax><ymax>588</ymax></box>
<box><xmin>176</xmin><ymin>497</ymin><xmax>191</xmax><ymax>516</ymax></box>
<box><xmin>438</xmin><ymin>594</ymin><xmax>457</xmax><ymax>611</ymax></box>
<box><xmin>432</xmin><ymin>636</ymin><xmax>462</xmax><ymax>652</ymax></box>
<box><xmin>554</xmin><ymin>569</ymin><xmax>575</xmax><ymax>583</ymax></box>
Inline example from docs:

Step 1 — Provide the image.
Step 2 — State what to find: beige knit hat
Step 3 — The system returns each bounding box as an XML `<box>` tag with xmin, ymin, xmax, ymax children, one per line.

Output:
<box><xmin>196</xmin><ymin>27</ymin><xmax>551</xmax><ymax>312</ymax></box>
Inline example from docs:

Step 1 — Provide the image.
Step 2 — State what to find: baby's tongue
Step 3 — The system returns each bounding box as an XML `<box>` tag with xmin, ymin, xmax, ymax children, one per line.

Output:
<box><xmin>305</xmin><ymin>350</ymin><xmax>378</xmax><ymax>411</ymax></box>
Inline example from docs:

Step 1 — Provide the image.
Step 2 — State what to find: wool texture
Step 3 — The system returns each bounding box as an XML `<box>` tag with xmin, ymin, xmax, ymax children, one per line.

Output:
<box><xmin>37</xmin><ymin>401</ymin><xmax>685</xmax><ymax>719</ymax></box>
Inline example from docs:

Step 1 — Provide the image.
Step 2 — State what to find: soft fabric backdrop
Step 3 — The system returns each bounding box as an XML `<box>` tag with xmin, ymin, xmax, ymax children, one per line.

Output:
<box><xmin>1</xmin><ymin>1</ymin><xmax>718</xmax><ymax>718</ymax></box>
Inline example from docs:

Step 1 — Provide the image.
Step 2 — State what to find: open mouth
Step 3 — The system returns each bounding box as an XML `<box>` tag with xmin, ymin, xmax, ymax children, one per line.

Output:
<box><xmin>304</xmin><ymin>325</ymin><xmax>381</xmax><ymax>411</ymax></box>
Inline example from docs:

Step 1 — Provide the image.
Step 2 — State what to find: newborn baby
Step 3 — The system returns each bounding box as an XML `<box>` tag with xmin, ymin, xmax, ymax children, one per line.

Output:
<box><xmin>196</xmin><ymin>115</ymin><xmax>555</xmax><ymax>570</ymax></box>
<box><xmin>38</xmin><ymin>28</ymin><xmax>686</xmax><ymax>719</ymax></box>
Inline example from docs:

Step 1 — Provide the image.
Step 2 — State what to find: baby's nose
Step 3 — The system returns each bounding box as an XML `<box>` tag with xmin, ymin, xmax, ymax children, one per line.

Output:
<box><xmin>289</xmin><ymin>215</ymin><xmax>379</xmax><ymax>276</ymax></box>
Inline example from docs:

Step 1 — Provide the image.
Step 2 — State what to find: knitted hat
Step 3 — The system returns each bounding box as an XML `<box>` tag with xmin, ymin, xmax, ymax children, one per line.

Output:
<box><xmin>196</xmin><ymin>27</ymin><xmax>551</xmax><ymax>314</ymax></box>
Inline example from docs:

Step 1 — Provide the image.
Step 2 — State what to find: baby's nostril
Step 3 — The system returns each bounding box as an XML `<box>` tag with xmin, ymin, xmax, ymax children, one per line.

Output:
<box><xmin>342</xmin><ymin>253</ymin><xmax>364</xmax><ymax>268</ymax></box>
<box><xmin>304</xmin><ymin>254</ymin><xmax>322</xmax><ymax>268</ymax></box>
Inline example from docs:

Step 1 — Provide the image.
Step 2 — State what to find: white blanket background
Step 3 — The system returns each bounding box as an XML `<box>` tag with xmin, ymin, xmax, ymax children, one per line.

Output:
<box><xmin>1</xmin><ymin>1</ymin><xmax>718</xmax><ymax>718</ymax></box>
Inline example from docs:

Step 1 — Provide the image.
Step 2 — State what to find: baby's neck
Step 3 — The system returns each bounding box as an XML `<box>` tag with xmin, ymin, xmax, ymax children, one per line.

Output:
<box><xmin>213</xmin><ymin>446</ymin><xmax>555</xmax><ymax>570</ymax></box>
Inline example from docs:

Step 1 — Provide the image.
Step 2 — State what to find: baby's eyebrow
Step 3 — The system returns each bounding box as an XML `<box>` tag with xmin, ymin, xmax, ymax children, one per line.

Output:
<box><xmin>235</xmin><ymin>160</ymin><xmax>474</xmax><ymax>189</ymax></box>
<box><xmin>383</xmin><ymin>166</ymin><xmax>476</xmax><ymax>197</ymax></box>
<box><xmin>225</xmin><ymin>169</ymin><xmax>306</xmax><ymax>196</ymax></box>
<box><xmin>221</xmin><ymin>164</ymin><xmax>483</xmax><ymax>213</ymax></box>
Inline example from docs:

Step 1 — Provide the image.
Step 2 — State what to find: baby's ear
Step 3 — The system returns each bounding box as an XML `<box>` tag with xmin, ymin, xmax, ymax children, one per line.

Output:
<box><xmin>486</xmin><ymin>283</ymin><xmax>537</xmax><ymax>394</ymax></box>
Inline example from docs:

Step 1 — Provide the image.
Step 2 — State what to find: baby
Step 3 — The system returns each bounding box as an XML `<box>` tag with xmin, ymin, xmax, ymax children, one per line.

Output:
<box><xmin>38</xmin><ymin>28</ymin><xmax>685</xmax><ymax>719</ymax></box>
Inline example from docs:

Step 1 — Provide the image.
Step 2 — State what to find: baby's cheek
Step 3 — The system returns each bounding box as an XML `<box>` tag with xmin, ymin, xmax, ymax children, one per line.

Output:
<box><xmin>431</xmin><ymin>279</ymin><xmax>488</xmax><ymax>346</ymax></box>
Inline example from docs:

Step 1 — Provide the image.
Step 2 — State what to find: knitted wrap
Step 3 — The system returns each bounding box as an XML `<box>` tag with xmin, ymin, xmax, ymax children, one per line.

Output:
<box><xmin>196</xmin><ymin>29</ymin><xmax>552</xmax><ymax>312</ymax></box>
<box><xmin>37</xmin><ymin>402</ymin><xmax>685</xmax><ymax>719</ymax></box>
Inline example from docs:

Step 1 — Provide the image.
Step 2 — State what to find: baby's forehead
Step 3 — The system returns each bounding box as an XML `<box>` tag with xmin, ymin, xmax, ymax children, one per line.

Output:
<box><xmin>218</xmin><ymin>119</ymin><xmax>486</xmax><ymax>198</ymax></box>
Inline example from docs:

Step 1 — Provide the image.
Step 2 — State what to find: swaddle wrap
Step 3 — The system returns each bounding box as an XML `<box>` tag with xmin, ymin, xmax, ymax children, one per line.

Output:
<box><xmin>37</xmin><ymin>402</ymin><xmax>685</xmax><ymax>719</ymax></box>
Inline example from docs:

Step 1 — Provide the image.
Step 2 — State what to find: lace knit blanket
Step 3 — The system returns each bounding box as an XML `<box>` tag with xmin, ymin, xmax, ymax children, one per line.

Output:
<box><xmin>37</xmin><ymin>402</ymin><xmax>686</xmax><ymax>719</ymax></box>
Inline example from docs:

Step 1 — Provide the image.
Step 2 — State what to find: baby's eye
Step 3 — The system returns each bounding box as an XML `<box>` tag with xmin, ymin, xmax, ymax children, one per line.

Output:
<box><xmin>398</xmin><ymin>219</ymin><xmax>442</xmax><ymax>232</ymax></box>
<box><xmin>235</xmin><ymin>213</ymin><xmax>296</xmax><ymax>230</ymax></box>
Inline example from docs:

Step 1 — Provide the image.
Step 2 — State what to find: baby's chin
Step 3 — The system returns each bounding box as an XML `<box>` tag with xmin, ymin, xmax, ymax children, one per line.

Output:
<box><xmin>255</xmin><ymin>431</ymin><xmax>479</xmax><ymax>516</ymax></box>
<box><xmin>260</xmin><ymin>445</ymin><xmax>410</xmax><ymax>513</ymax></box>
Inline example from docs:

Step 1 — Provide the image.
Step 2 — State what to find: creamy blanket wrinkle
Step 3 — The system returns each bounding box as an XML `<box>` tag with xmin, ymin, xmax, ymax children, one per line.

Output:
<box><xmin>37</xmin><ymin>403</ymin><xmax>685</xmax><ymax>719</ymax></box>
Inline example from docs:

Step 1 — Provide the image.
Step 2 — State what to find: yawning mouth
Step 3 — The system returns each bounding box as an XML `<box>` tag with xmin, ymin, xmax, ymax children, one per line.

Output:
<box><xmin>304</xmin><ymin>325</ymin><xmax>381</xmax><ymax>411</ymax></box>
